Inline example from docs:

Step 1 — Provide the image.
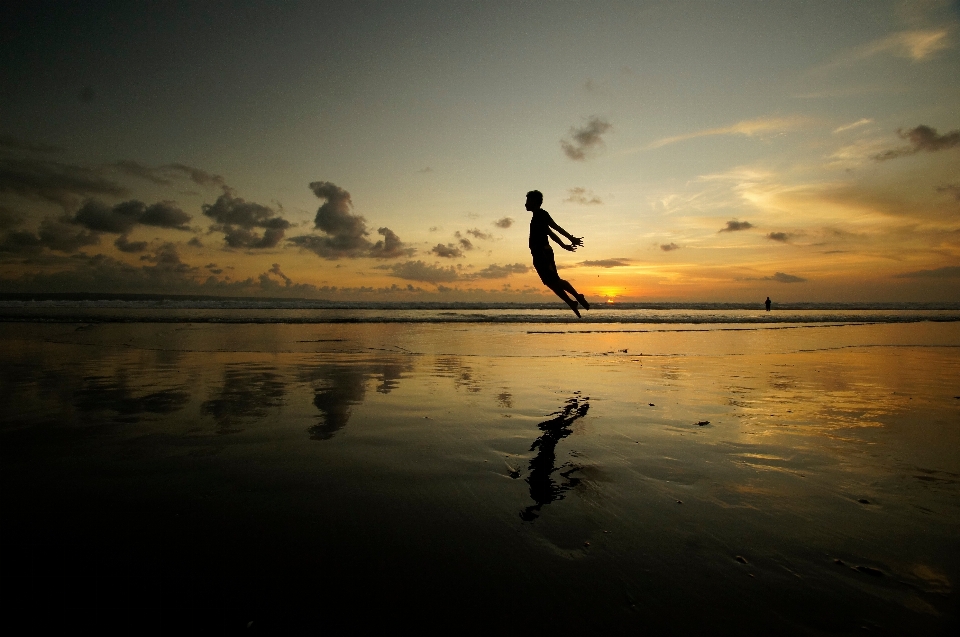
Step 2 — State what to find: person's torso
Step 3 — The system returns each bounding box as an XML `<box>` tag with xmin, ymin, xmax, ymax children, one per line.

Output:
<box><xmin>529</xmin><ymin>209</ymin><xmax>552</xmax><ymax>251</ymax></box>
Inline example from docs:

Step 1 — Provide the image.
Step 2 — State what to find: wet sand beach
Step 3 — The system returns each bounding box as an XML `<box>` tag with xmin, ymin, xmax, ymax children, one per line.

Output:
<box><xmin>2</xmin><ymin>319</ymin><xmax>959</xmax><ymax>633</ymax></box>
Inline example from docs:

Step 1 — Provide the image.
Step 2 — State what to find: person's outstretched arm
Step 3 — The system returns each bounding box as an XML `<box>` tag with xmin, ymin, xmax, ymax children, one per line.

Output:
<box><xmin>547</xmin><ymin>228</ymin><xmax>578</xmax><ymax>252</ymax></box>
<box><xmin>547</xmin><ymin>217</ymin><xmax>583</xmax><ymax>247</ymax></box>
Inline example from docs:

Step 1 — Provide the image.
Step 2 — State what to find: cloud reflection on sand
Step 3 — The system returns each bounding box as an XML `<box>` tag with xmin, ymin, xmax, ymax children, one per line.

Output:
<box><xmin>301</xmin><ymin>358</ymin><xmax>411</xmax><ymax>440</ymax></box>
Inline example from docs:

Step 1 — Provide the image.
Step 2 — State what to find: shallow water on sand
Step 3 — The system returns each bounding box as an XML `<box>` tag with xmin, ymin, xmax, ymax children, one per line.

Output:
<box><xmin>2</xmin><ymin>322</ymin><xmax>959</xmax><ymax>632</ymax></box>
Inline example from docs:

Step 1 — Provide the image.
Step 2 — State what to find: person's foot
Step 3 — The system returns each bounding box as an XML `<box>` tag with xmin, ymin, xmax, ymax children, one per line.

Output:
<box><xmin>574</xmin><ymin>293</ymin><xmax>590</xmax><ymax>310</ymax></box>
<box><xmin>566</xmin><ymin>299</ymin><xmax>582</xmax><ymax>318</ymax></box>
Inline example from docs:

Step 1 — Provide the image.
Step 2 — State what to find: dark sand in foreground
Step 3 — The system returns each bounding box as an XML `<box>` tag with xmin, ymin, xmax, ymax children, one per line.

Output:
<box><xmin>2</xmin><ymin>321</ymin><xmax>959</xmax><ymax>633</ymax></box>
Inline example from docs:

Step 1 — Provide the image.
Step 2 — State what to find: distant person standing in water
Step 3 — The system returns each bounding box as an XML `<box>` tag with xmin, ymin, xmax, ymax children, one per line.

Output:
<box><xmin>525</xmin><ymin>190</ymin><xmax>590</xmax><ymax>317</ymax></box>
<box><xmin>765</xmin><ymin>296</ymin><xmax>772</xmax><ymax>311</ymax></box>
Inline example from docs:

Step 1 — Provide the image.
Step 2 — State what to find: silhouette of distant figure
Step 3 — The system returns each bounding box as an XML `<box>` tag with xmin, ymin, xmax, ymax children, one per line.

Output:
<box><xmin>765</xmin><ymin>296</ymin><xmax>771</xmax><ymax>311</ymax></box>
<box><xmin>520</xmin><ymin>393</ymin><xmax>590</xmax><ymax>521</ymax></box>
<box><xmin>525</xmin><ymin>190</ymin><xmax>590</xmax><ymax>317</ymax></box>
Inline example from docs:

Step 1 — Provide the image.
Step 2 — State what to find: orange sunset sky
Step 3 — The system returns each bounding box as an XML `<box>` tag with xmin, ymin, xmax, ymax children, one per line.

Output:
<box><xmin>1</xmin><ymin>1</ymin><xmax>959</xmax><ymax>302</ymax></box>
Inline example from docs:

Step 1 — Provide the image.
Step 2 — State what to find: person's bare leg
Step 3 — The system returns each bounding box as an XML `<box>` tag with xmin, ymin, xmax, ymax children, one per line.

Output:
<box><xmin>549</xmin><ymin>284</ymin><xmax>581</xmax><ymax>317</ymax></box>
<box><xmin>559</xmin><ymin>278</ymin><xmax>590</xmax><ymax>310</ymax></box>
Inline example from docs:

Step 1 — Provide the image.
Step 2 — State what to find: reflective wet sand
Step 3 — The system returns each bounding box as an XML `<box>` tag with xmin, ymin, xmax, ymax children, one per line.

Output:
<box><xmin>2</xmin><ymin>322</ymin><xmax>959</xmax><ymax>632</ymax></box>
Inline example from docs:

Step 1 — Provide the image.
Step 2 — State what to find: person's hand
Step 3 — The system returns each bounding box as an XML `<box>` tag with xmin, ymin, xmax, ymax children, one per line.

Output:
<box><xmin>562</xmin><ymin>243</ymin><xmax>577</xmax><ymax>252</ymax></box>
<box><xmin>571</xmin><ymin>236</ymin><xmax>584</xmax><ymax>248</ymax></box>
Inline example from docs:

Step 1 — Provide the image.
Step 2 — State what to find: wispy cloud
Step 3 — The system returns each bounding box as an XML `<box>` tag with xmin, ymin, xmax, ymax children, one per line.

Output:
<box><xmin>579</xmin><ymin>258</ymin><xmax>631</xmax><ymax>268</ymax></box>
<box><xmin>494</xmin><ymin>217</ymin><xmax>514</xmax><ymax>229</ymax></box>
<box><xmin>852</xmin><ymin>28</ymin><xmax>951</xmax><ymax>63</ymax></box>
<box><xmin>660</xmin><ymin>243</ymin><xmax>680</xmax><ymax>252</ymax></box>
<box><xmin>763</xmin><ymin>272</ymin><xmax>807</xmax><ymax>283</ymax></box>
<box><xmin>833</xmin><ymin>118</ymin><xmax>873</xmax><ymax>134</ymax></box>
<box><xmin>893</xmin><ymin>265</ymin><xmax>960</xmax><ymax>279</ymax></box>
<box><xmin>646</xmin><ymin>116</ymin><xmax>807</xmax><ymax>150</ymax></box>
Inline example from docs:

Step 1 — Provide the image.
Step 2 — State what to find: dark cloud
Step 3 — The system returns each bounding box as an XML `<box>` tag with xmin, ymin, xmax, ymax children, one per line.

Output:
<box><xmin>72</xmin><ymin>199</ymin><xmax>191</xmax><ymax>233</ymax></box>
<box><xmin>494</xmin><ymin>217</ymin><xmax>514</xmax><ymax>229</ymax></box>
<box><xmin>268</xmin><ymin>263</ymin><xmax>292</xmax><ymax>286</ymax></box>
<box><xmin>111</xmin><ymin>160</ymin><xmax>172</xmax><ymax>186</ymax></box>
<box><xmin>458</xmin><ymin>237</ymin><xmax>474</xmax><ymax>250</ymax></box>
<box><xmin>289</xmin><ymin>181</ymin><xmax>410</xmax><ymax>259</ymax></box>
<box><xmin>114</xmin><ymin>235</ymin><xmax>148</xmax><ymax>253</ymax></box>
<box><xmin>0</xmin><ymin>134</ymin><xmax>64</xmax><ymax>154</ymax></box>
<box><xmin>0</xmin><ymin>205</ymin><xmax>25</xmax><ymax>229</ymax></box>
<box><xmin>893</xmin><ymin>265</ymin><xmax>960</xmax><ymax>279</ymax></box>
<box><xmin>763</xmin><ymin>272</ymin><xmax>806</xmax><ymax>283</ymax></box>
<box><xmin>874</xmin><ymin>125</ymin><xmax>960</xmax><ymax>161</ymax></box>
<box><xmin>767</xmin><ymin>232</ymin><xmax>791</xmax><ymax>242</ymax></box>
<box><xmin>0</xmin><ymin>218</ymin><xmax>99</xmax><ymax>254</ymax></box>
<box><xmin>165</xmin><ymin>164</ymin><xmax>226</xmax><ymax>188</ymax></box>
<box><xmin>369</xmin><ymin>227</ymin><xmax>413</xmax><ymax>259</ymax></box>
<box><xmin>561</xmin><ymin>116</ymin><xmax>612</xmax><ymax>161</ymax></box>
<box><xmin>660</xmin><ymin>243</ymin><xmax>680</xmax><ymax>251</ymax></box>
<box><xmin>139</xmin><ymin>243</ymin><xmax>197</xmax><ymax>274</ymax></box>
<box><xmin>110</xmin><ymin>161</ymin><xmax>226</xmax><ymax>189</ymax></box>
<box><xmin>936</xmin><ymin>184</ymin><xmax>960</xmax><ymax>201</ymax></box>
<box><xmin>383</xmin><ymin>260</ymin><xmax>460</xmax><ymax>283</ymax></box>
<box><xmin>720</xmin><ymin>220</ymin><xmax>753</xmax><ymax>232</ymax></box>
<box><xmin>203</xmin><ymin>192</ymin><xmax>289</xmax><ymax>249</ymax></box>
<box><xmin>579</xmin><ymin>258</ymin><xmax>631</xmax><ymax>268</ymax></box>
<box><xmin>468</xmin><ymin>263</ymin><xmax>528</xmax><ymax>279</ymax></box>
<box><xmin>564</xmin><ymin>187</ymin><xmax>603</xmax><ymax>205</ymax></box>
<box><xmin>431</xmin><ymin>243</ymin><xmax>463</xmax><ymax>258</ymax></box>
<box><xmin>188</xmin><ymin>237</ymin><xmax>204</xmax><ymax>247</ymax></box>
<box><xmin>0</xmin><ymin>158</ymin><xmax>127</xmax><ymax>207</ymax></box>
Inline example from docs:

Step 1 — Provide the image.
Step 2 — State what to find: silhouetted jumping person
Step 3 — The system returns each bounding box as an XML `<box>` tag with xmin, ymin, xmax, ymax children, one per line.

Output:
<box><xmin>525</xmin><ymin>190</ymin><xmax>590</xmax><ymax>317</ymax></box>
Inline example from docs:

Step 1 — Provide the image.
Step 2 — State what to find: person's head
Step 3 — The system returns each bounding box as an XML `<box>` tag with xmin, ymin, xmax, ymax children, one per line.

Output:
<box><xmin>525</xmin><ymin>190</ymin><xmax>543</xmax><ymax>211</ymax></box>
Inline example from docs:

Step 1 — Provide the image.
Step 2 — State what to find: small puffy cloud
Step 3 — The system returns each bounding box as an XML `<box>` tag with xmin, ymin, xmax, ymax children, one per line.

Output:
<box><xmin>431</xmin><ymin>243</ymin><xmax>463</xmax><ymax>258</ymax></box>
<box><xmin>114</xmin><ymin>235</ymin><xmax>148</xmax><ymax>253</ymax></box>
<box><xmin>267</xmin><ymin>263</ymin><xmax>292</xmax><ymax>286</ymax></box>
<box><xmin>72</xmin><ymin>199</ymin><xmax>192</xmax><ymax>233</ymax></box>
<box><xmin>468</xmin><ymin>263</ymin><xmax>529</xmax><ymax>279</ymax></box>
<box><xmin>139</xmin><ymin>243</ymin><xmax>196</xmax><ymax>274</ymax></box>
<box><xmin>564</xmin><ymin>187</ymin><xmax>602</xmax><ymax>205</ymax></box>
<box><xmin>369</xmin><ymin>227</ymin><xmax>413</xmax><ymax>259</ymax></box>
<box><xmin>494</xmin><ymin>217</ymin><xmax>514</xmax><ymax>229</ymax></box>
<box><xmin>893</xmin><ymin>265</ymin><xmax>960</xmax><ymax>279</ymax></box>
<box><xmin>561</xmin><ymin>116</ymin><xmax>612</xmax><ymax>160</ymax></box>
<box><xmin>0</xmin><ymin>134</ymin><xmax>64</xmax><ymax>153</ymax></box>
<box><xmin>466</xmin><ymin>228</ymin><xmax>493</xmax><ymax>240</ymax></box>
<box><xmin>458</xmin><ymin>237</ymin><xmax>474</xmax><ymax>250</ymax></box>
<box><xmin>875</xmin><ymin>125</ymin><xmax>960</xmax><ymax>160</ymax></box>
<box><xmin>763</xmin><ymin>272</ymin><xmax>807</xmax><ymax>283</ymax></box>
<box><xmin>767</xmin><ymin>232</ymin><xmax>791</xmax><ymax>242</ymax></box>
<box><xmin>0</xmin><ymin>158</ymin><xmax>128</xmax><ymax>207</ymax></box>
<box><xmin>289</xmin><ymin>181</ymin><xmax>410</xmax><ymax>259</ymax></box>
<box><xmin>579</xmin><ymin>258</ymin><xmax>631</xmax><ymax>268</ymax></box>
<box><xmin>719</xmin><ymin>220</ymin><xmax>754</xmax><ymax>232</ymax></box>
<box><xmin>188</xmin><ymin>237</ymin><xmax>204</xmax><ymax>247</ymax></box>
<box><xmin>383</xmin><ymin>260</ymin><xmax>460</xmax><ymax>283</ymax></box>
<box><xmin>660</xmin><ymin>243</ymin><xmax>680</xmax><ymax>251</ymax></box>
<box><xmin>203</xmin><ymin>192</ymin><xmax>290</xmax><ymax>249</ymax></box>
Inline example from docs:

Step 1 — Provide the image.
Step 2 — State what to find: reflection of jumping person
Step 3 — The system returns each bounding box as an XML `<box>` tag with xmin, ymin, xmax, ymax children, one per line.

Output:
<box><xmin>525</xmin><ymin>190</ymin><xmax>590</xmax><ymax>317</ymax></box>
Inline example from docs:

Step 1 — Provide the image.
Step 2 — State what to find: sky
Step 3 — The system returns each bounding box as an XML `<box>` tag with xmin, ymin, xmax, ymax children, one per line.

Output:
<box><xmin>1</xmin><ymin>0</ymin><xmax>959</xmax><ymax>303</ymax></box>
